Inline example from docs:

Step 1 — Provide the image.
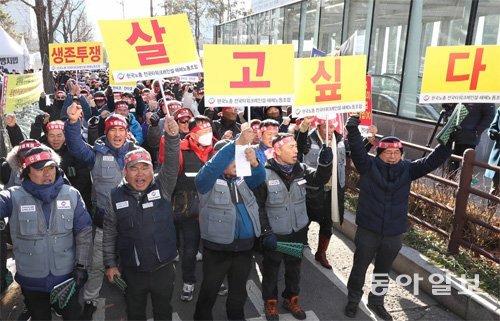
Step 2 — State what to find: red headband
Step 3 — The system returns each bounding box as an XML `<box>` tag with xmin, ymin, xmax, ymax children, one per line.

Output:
<box><xmin>273</xmin><ymin>136</ymin><xmax>295</xmax><ymax>150</ymax></box>
<box><xmin>260</xmin><ymin>125</ymin><xmax>279</xmax><ymax>132</ymax></box>
<box><xmin>374</xmin><ymin>141</ymin><xmax>403</xmax><ymax>149</ymax></box>
<box><xmin>19</xmin><ymin>141</ymin><xmax>40</xmax><ymax>152</ymax></box>
<box><xmin>190</xmin><ymin>122</ymin><xmax>211</xmax><ymax>133</ymax></box>
<box><xmin>23</xmin><ymin>151</ymin><xmax>52</xmax><ymax>168</ymax></box>
<box><xmin>46</xmin><ymin>123</ymin><xmax>64</xmax><ymax>132</ymax></box>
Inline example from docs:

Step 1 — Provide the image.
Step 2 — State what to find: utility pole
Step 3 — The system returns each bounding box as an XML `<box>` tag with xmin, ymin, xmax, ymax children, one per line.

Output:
<box><xmin>150</xmin><ymin>0</ymin><xmax>154</xmax><ymax>16</ymax></box>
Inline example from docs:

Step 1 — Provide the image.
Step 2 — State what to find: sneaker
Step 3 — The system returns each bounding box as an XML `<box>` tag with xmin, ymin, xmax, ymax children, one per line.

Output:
<box><xmin>344</xmin><ymin>302</ymin><xmax>358</xmax><ymax>318</ymax></box>
<box><xmin>82</xmin><ymin>300</ymin><xmax>97</xmax><ymax>320</ymax></box>
<box><xmin>174</xmin><ymin>254</ymin><xmax>180</xmax><ymax>262</ymax></box>
<box><xmin>217</xmin><ymin>283</ymin><xmax>228</xmax><ymax>296</ymax></box>
<box><xmin>264</xmin><ymin>299</ymin><xmax>279</xmax><ymax>321</ymax></box>
<box><xmin>17</xmin><ymin>307</ymin><xmax>31</xmax><ymax>321</ymax></box>
<box><xmin>282</xmin><ymin>296</ymin><xmax>306</xmax><ymax>320</ymax></box>
<box><xmin>180</xmin><ymin>282</ymin><xmax>194</xmax><ymax>302</ymax></box>
<box><xmin>367</xmin><ymin>303</ymin><xmax>393</xmax><ymax>321</ymax></box>
<box><xmin>196</xmin><ymin>251</ymin><xmax>203</xmax><ymax>261</ymax></box>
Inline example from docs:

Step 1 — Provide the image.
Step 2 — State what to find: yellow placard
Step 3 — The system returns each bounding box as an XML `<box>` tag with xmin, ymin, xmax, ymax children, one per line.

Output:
<box><xmin>98</xmin><ymin>14</ymin><xmax>202</xmax><ymax>83</ymax></box>
<box><xmin>109</xmin><ymin>69</ymin><xmax>136</xmax><ymax>92</ymax></box>
<box><xmin>293</xmin><ymin>56</ymin><xmax>367</xmax><ymax>116</ymax></box>
<box><xmin>1</xmin><ymin>72</ymin><xmax>44</xmax><ymax>114</ymax></box>
<box><xmin>420</xmin><ymin>45</ymin><xmax>500</xmax><ymax>104</ymax></box>
<box><xmin>204</xmin><ymin>44</ymin><xmax>294</xmax><ymax>107</ymax></box>
<box><xmin>49</xmin><ymin>42</ymin><xmax>104</xmax><ymax>71</ymax></box>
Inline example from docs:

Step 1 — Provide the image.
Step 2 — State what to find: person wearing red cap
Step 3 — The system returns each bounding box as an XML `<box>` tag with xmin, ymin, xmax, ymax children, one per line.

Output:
<box><xmin>212</xmin><ymin>107</ymin><xmax>242</xmax><ymax>140</ymax></box>
<box><xmin>103</xmin><ymin>116</ymin><xmax>180</xmax><ymax>321</ymax></box>
<box><xmin>29</xmin><ymin>120</ymin><xmax>93</xmax><ymax>211</ymax></box>
<box><xmin>253</xmin><ymin>133</ymin><xmax>333</xmax><ymax>321</ymax></box>
<box><xmin>65</xmin><ymin>102</ymin><xmax>140</xmax><ymax>319</ymax></box>
<box><xmin>0</xmin><ymin>145</ymin><xmax>92</xmax><ymax>320</ymax></box>
<box><xmin>174</xmin><ymin>108</ymin><xmax>194</xmax><ymax>139</ymax></box>
<box><xmin>344</xmin><ymin>115</ymin><xmax>452</xmax><ymax>320</ymax></box>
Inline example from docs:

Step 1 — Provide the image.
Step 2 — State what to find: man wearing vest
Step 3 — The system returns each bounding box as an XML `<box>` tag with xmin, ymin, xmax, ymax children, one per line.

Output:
<box><xmin>254</xmin><ymin>133</ymin><xmax>333</xmax><ymax>321</ymax></box>
<box><xmin>193</xmin><ymin>125</ymin><xmax>265</xmax><ymax>321</ymax></box>
<box><xmin>0</xmin><ymin>145</ymin><xmax>92</xmax><ymax>320</ymax></box>
<box><xmin>103</xmin><ymin>116</ymin><xmax>180</xmax><ymax>321</ymax></box>
<box><xmin>65</xmin><ymin>103</ymin><xmax>139</xmax><ymax>318</ymax></box>
<box><xmin>344</xmin><ymin>115</ymin><xmax>452</xmax><ymax>321</ymax></box>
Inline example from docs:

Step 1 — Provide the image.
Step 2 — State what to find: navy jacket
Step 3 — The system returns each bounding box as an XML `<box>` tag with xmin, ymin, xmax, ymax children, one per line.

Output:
<box><xmin>348</xmin><ymin>126</ymin><xmax>451</xmax><ymax>236</ymax></box>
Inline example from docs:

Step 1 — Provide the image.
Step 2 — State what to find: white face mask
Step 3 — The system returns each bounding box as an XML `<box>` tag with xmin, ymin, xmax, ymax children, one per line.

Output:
<box><xmin>197</xmin><ymin>132</ymin><xmax>213</xmax><ymax>146</ymax></box>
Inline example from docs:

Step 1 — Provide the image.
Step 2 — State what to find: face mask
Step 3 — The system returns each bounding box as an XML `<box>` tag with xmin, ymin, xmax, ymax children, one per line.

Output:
<box><xmin>198</xmin><ymin>132</ymin><xmax>213</xmax><ymax>146</ymax></box>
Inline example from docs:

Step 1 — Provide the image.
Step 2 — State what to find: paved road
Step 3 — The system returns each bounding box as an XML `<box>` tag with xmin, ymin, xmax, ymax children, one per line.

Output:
<box><xmin>1</xmin><ymin>248</ymin><xmax>374</xmax><ymax>321</ymax></box>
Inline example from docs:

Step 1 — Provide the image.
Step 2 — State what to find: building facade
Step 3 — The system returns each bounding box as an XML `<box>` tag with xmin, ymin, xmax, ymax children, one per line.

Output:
<box><xmin>214</xmin><ymin>0</ymin><xmax>500</xmax><ymax>160</ymax></box>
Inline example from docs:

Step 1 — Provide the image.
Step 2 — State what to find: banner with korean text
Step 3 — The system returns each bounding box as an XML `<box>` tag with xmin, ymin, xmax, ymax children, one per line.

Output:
<box><xmin>1</xmin><ymin>72</ymin><xmax>43</xmax><ymax>114</ymax></box>
<box><xmin>109</xmin><ymin>69</ymin><xmax>137</xmax><ymax>93</ymax></box>
<box><xmin>293</xmin><ymin>55</ymin><xmax>366</xmax><ymax>116</ymax></box>
<box><xmin>348</xmin><ymin>75</ymin><xmax>372</xmax><ymax>136</ymax></box>
<box><xmin>420</xmin><ymin>45</ymin><xmax>500</xmax><ymax>104</ymax></box>
<box><xmin>99</xmin><ymin>14</ymin><xmax>202</xmax><ymax>83</ymax></box>
<box><xmin>204</xmin><ymin>44</ymin><xmax>294</xmax><ymax>107</ymax></box>
<box><xmin>49</xmin><ymin>42</ymin><xmax>104</xmax><ymax>71</ymax></box>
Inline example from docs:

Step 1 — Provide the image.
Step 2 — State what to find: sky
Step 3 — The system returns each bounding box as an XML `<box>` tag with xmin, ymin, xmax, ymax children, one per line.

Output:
<box><xmin>86</xmin><ymin>0</ymin><xmax>160</xmax><ymax>41</ymax></box>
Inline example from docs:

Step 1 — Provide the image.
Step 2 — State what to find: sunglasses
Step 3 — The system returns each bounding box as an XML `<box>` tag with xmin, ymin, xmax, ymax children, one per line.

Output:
<box><xmin>178</xmin><ymin>119</ymin><xmax>189</xmax><ymax>124</ymax></box>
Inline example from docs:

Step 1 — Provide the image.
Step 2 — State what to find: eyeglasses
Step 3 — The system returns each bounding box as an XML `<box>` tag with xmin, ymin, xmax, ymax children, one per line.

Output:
<box><xmin>178</xmin><ymin>119</ymin><xmax>189</xmax><ymax>124</ymax></box>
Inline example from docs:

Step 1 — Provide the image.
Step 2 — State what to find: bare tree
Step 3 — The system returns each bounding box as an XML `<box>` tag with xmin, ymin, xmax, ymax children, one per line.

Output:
<box><xmin>206</xmin><ymin>0</ymin><xmax>246</xmax><ymax>24</ymax></box>
<box><xmin>20</xmin><ymin>0</ymin><xmax>71</xmax><ymax>92</ymax></box>
<box><xmin>0</xmin><ymin>0</ymin><xmax>18</xmax><ymax>37</ymax></box>
<box><xmin>59</xmin><ymin>0</ymin><xmax>92</xmax><ymax>42</ymax></box>
<box><xmin>187</xmin><ymin>0</ymin><xmax>206</xmax><ymax>53</ymax></box>
<box><xmin>160</xmin><ymin>0</ymin><xmax>187</xmax><ymax>16</ymax></box>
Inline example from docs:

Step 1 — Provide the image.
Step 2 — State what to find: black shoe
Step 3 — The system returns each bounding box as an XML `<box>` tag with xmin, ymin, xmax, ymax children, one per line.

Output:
<box><xmin>367</xmin><ymin>303</ymin><xmax>393</xmax><ymax>321</ymax></box>
<box><xmin>344</xmin><ymin>302</ymin><xmax>358</xmax><ymax>318</ymax></box>
<box><xmin>82</xmin><ymin>301</ymin><xmax>96</xmax><ymax>321</ymax></box>
<box><xmin>51</xmin><ymin>305</ymin><xmax>63</xmax><ymax>318</ymax></box>
<box><xmin>17</xmin><ymin>307</ymin><xmax>31</xmax><ymax>321</ymax></box>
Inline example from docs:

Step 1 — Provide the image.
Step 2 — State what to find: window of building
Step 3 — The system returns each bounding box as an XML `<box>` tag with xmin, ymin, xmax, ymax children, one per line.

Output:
<box><xmin>284</xmin><ymin>2</ymin><xmax>302</xmax><ymax>54</ymax></box>
<box><xmin>318</xmin><ymin>0</ymin><xmax>344</xmax><ymax>55</ymax></box>
<box><xmin>301</xmin><ymin>0</ymin><xmax>321</xmax><ymax>57</ymax></box>
<box><xmin>342</xmin><ymin>0</ymin><xmax>371</xmax><ymax>56</ymax></box>
<box><xmin>473</xmin><ymin>0</ymin><xmax>500</xmax><ymax>45</ymax></box>
<box><xmin>270</xmin><ymin>7</ymin><xmax>285</xmax><ymax>44</ymax></box>
<box><xmin>399</xmin><ymin>0</ymin><xmax>471</xmax><ymax>122</ymax></box>
<box><xmin>259</xmin><ymin>11</ymin><xmax>271</xmax><ymax>44</ymax></box>
<box><xmin>368</xmin><ymin>0</ymin><xmax>410</xmax><ymax>117</ymax></box>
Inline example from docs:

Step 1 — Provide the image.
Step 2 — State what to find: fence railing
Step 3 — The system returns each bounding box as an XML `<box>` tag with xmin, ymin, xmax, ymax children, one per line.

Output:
<box><xmin>345</xmin><ymin>139</ymin><xmax>500</xmax><ymax>264</ymax></box>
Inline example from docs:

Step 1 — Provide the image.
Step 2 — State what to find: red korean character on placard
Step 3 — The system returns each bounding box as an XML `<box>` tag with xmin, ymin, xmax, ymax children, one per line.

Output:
<box><xmin>126</xmin><ymin>19</ymin><xmax>170</xmax><ymax>66</ymax></box>
<box><xmin>311</xmin><ymin>60</ymin><xmax>341</xmax><ymax>102</ymax></box>
<box><xmin>230</xmin><ymin>52</ymin><xmax>271</xmax><ymax>88</ymax></box>
<box><xmin>51</xmin><ymin>47</ymin><xmax>64</xmax><ymax>64</ymax></box>
<box><xmin>89</xmin><ymin>46</ymin><xmax>101</xmax><ymax>62</ymax></box>
<box><xmin>64</xmin><ymin>47</ymin><xmax>76</xmax><ymax>63</ymax></box>
<box><xmin>446</xmin><ymin>47</ymin><xmax>486</xmax><ymax>90</ymax></box>
<box><xmin>76</xmin><ymin>46</ymin><xmax>89</xmax><ymax>63</ymax></box>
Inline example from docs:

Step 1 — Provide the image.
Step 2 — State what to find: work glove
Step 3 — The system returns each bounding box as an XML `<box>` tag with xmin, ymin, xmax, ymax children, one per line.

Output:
<box><xmin>345</xmin><ymin>114</ymin><xmax>361</xmax><ymax>129</ymax></box>
<box><xmin>73</xmin><ymin>266</ymin><xmax>88</xmax><ymax>289</ymax></box>
<box><xmin>150</xmin><ymin>113</ymin><xmax>160</xmax><ymax>127</ymax></box>
<box><xmin>489</xmin><ymin>130</ymin><xmax>499</xmax><ymax>141</ymax></box>
<box><xmin>318</xmin><ymin>144</ymin><xmax>334</xmax><ymax>165</ymax></box>
<box><xmin>262</xmin><ymin>233</ymin><xmax>278</xmax><ymax>251</ymax></box>
<box><xmin>34</xmin><ymin>114</ymin><xmax>45</xmax><ymax>125</ymax></box>
<box><xmin>87</xmin><ymin>116</ymin><xmax>99</xmax><ymax>128</ymax></box>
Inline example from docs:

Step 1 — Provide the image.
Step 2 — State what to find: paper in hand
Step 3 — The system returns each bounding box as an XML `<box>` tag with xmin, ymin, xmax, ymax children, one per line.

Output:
<box><xmin>235</xmin><ymin>145</ymin><xmax>252</xmax><ymax>177</ymax></box>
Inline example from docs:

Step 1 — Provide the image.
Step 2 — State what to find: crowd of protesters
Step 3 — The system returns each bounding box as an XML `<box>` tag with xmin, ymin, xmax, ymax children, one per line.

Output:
<box><xmin>0</xmin><ymin>68</ymin><xmax>494</xmax><ymax>321</ymax></box>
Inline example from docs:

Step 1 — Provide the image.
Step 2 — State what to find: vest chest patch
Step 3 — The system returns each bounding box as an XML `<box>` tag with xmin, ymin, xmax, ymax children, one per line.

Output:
<box><xmin>142</xmin><ymin>202</ymin><xmax>153</xmax><ymax>209</ymax></box>
<box><xmin>297</xmin><ymin>179</ymin><xmax>307</xmax><ymax>185</ymax></box>
<box><xmin>57</xmin><ymin>200</ymin><xmax>71</xmax><ymax>209</ymax></box>
<box><xmin>269</xmin><ymin>179</ymin><xmax>280</xmax><ymax>186</ymax></box>
<box><xmin>103</xmin><ymin>156</ymin><xmax>114</xmax><ymax>161</ymax></box>
<box><xmin>147</xmin><ymin>190</ymin><xmax>161</xmax><ymax>201</ymax></box>
<box><xmin>116</xmin><ymin>201</ymin><xmax>129</xmax><ymax>210</ymax></box>
<box><xmin>20</xmin><ymin>205</ymin><xmax>36</xmax><ymax>212</ymax></box>
<box><xmin>216</xmin><ymin>179</ymin><xmax>228</xmax><ymax>186</ymax></box>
